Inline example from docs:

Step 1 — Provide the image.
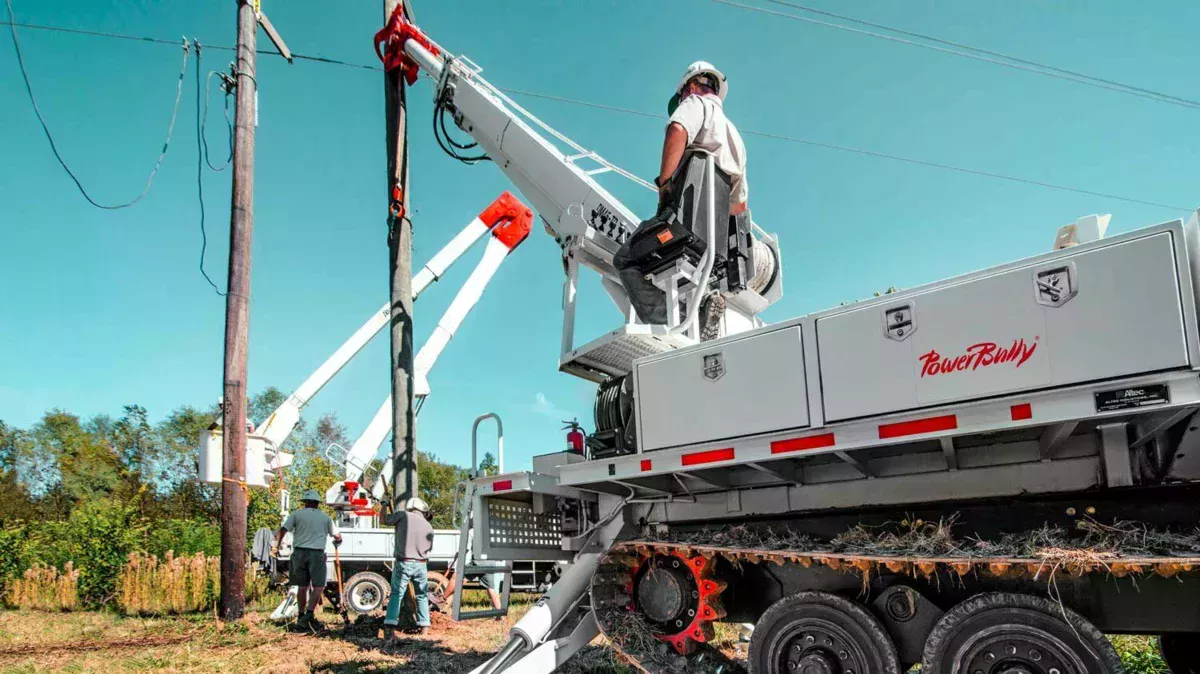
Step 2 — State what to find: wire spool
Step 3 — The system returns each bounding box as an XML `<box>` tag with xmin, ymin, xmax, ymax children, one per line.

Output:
<box><xmin>748</xmin><ymin>236</ymin><xmax>779</xmax><ymax>296</ymax></box>
<box><xmin>594</xmin><ymin>376</ymin><xmax>634</xmax><ymax>434</ymax></box>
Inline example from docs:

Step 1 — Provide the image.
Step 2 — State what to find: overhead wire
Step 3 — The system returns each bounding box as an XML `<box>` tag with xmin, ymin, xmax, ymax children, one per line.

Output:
<box><xmin>712</xmin><ymin>0</ymin><xmax>1200</xmax><ymax>112</ymax></box>
<box><xmin>200</xmin><ymin>67</ymin><xmax>234</xmax><ymax>172</ymax></box>
<box><xmin>501</xmin><ymin>89</ymin><xmax>1192</xmax><ymax>212</ymax></box>
<box><xmin>194</xmin><ymin>42</ymin><xmax>226</xmax><ymax>296</ymax></box>
<box><xmin>1</xmin><ymin>17</ymin><xmax>1191</xmax><ymax>213</ymax></box>
<box><xmin>3</xmin><ymin>2</ymin><xmax>191</xmax><ymax>209</ymax></box>
<box><xmin>763</xmin><ymin>0</ymin><xmax>1200</xmax><ymax>112</ymax></box>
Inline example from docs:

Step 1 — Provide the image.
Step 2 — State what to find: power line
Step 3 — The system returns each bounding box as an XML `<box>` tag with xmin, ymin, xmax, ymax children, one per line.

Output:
<box><xmin>712</xmin><ymin>0</ymin><xmax>1200</xmax><ymax>112</ymax></box>
<box><xmin>504</xmin><ymin>89</ymin><xmax>1191</xmax><ymax>212</ymax></box>
<box><xmin>2</xmin><ymin>20</ymin><xmax>379</xmax><ymax>71</ymax></box>
<box><xmin>764</xmin><ymin>0</ymin><xmax>1200</xmax><ymax>111</ymax></box>
<box><xmin>4</xmin><ymin>3</ymin><xmax>191</xmax><ymax>209</ymax></box>
<box><xmin>194</xmin><ymin>43</ymin><xmax>226</xmax><ymax>296</ymax></box>
<box><xmin>3</xmin><ymin>18</ymin><xmax>1190</xmax><ymax>213</ymax></box>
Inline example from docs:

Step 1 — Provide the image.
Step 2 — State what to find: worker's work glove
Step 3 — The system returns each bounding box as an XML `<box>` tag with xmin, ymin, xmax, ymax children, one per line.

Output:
<box><xmin>333</xmin><ymin>538</ymin><xmax>342</xmax><ymax>548</ymax></box>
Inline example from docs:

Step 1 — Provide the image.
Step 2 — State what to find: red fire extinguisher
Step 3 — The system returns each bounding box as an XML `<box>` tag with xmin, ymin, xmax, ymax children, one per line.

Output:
<box><xmin>563</xmin><ymin>419</ymin><xmax>585</xmax><ymax>455</ymax></box>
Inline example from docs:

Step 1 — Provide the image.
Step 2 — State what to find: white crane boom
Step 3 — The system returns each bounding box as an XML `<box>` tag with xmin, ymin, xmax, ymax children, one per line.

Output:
<box><xmin>198</xmin><ymin>192</ymin><xmax>531</xmax><ymax>488</ymax></box>
<box><xmin>339</xmin><ymin>204</ymin><xmax>532</xmax><ymax>486</ymax></box>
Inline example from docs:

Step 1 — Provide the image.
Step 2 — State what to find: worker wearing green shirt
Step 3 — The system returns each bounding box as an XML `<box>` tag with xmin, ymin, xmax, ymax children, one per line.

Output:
<box><xmin>276</xmin><ymin>489</ymin><xmax>343</xmax><ymax>630</ymax></box>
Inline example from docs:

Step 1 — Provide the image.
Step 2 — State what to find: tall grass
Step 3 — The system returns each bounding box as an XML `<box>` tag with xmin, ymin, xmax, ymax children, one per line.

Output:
<box><xmin>118</xmin><ymin>551</ymin><xmax>220</xmax><ymax>615</ymax></box>
<box><xmin>8</xmin><ymin>562</ymin><xmax>80</xmax><ymax>611</ymax></box>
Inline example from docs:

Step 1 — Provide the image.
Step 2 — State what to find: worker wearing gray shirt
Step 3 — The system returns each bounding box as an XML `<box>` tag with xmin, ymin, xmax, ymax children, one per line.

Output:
<box><xmin>382</xmin><ymin>496</ymin><xmax>434</xmax><ymax>640</ymax></box>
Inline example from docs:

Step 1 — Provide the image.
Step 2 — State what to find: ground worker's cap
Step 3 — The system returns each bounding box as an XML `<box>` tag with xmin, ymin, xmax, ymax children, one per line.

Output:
<box><xmin>300</xmin><ymin>489</ymin><xmax>322</xmax><ymax>503</ymax></box>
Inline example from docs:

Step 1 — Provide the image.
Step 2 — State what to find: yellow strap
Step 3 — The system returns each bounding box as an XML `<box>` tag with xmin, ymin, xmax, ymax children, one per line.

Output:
<box><xmin>222</xmin><ymin>477</ymin><xmax>249</xmax><ymax>494</ymax></box>
<box><xmin>253</xmin><ymin>0</ymin><xmax>262</xmax><ymax>17</ymax></box>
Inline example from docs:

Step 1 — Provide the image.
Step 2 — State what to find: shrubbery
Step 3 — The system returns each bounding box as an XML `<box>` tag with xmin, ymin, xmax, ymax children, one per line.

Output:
<box><xmin>0</xmin><ymin>501</ymin><xmax>223</xmax><ymax>610</ymax></box>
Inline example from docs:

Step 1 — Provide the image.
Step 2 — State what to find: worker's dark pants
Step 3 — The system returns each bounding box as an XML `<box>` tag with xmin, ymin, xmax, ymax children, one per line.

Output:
<box><xmin>613</xmin><ymin>206</ymin><xmax>673</xmax><ymax>325</ymax></box>
<box><xmin>614</xmin><ymin>207</ymin><xmax>751</xmax><ymax>326</ymax></box>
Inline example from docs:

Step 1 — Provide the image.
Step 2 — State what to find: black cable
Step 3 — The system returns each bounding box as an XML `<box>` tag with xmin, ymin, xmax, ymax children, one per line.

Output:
<box><xmin>3</xmin><ymin>17</ymin><xmax>1189</xmax><ymax>212</ymax></box>
<box><xmin>501</xmin><ymin>90</ymin><xmax>1192</xmax><ymax>212</ymax></box>
<box><xmin>765</xmin><ymin>0</ymin><xmax>1200</xmax><ymax>112</ymax></box>
<box><xmin>200</xmin><ymin>62</ymin><xmax>234</xmax><ymax>172</ymax></box>
<box><xmin>714</xmin><ymin>0</ymin><xmax>1200</xmax><ymax>112</ymax></box>
<box><xmin>4</xmin><ymin>0</ymin><xmax>190</xmax><ymax>209</ymax></box>
<box><xmin>432</xmin><ymin>97</ymin><xmax>489</xmax><ymax>164</ymax></box>
<box><xmin>194</xmin><ymin>42</ymin><xmax>226</xmax><ymax>296</ymax></box>
<box><xmin>439</xmin><ymin>110</ymin><xmax>478</xmax><ymax>150</ymax></box>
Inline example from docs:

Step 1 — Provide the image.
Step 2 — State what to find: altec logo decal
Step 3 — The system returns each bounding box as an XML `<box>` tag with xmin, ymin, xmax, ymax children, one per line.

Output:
<box><xmin>918</xmin><ymin>338</ymin><xmax>1038</xmax><ymax>378</ymax></box>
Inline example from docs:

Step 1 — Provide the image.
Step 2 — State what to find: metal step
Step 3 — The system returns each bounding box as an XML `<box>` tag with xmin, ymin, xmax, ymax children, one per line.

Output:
<box><xmin>560</xmin><ymin>325</ymin><xmax>693</xmax><ymax>382</ymax></box>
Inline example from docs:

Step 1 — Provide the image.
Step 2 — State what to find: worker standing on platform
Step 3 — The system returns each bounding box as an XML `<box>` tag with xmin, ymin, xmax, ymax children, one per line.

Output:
<box><xmin>614</xmin><ymin>61</ymin><xmax>749</xmax><ymax>326</ymax></box>
<box><xmin>275</xmin><ymin>489</ymin><xmax>342</xmax><ymax>631</ymax></box>
<box><xmin>382</xmin><ymin>497</ymin><xmax>434</xmax><ymax>640</ymax></box>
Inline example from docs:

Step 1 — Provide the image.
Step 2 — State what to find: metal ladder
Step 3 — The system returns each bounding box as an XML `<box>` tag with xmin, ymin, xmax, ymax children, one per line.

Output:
<box><xmin>450</xmin><ymin>413</ymin><xmax>514</xmax><ymax>621</ymax></box>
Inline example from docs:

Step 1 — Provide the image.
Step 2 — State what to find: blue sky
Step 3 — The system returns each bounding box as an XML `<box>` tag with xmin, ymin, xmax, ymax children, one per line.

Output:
<box><xmin>2</xmin><ymin>0</ymin><xmax>1197</xmax><ymax>473</ymax></box>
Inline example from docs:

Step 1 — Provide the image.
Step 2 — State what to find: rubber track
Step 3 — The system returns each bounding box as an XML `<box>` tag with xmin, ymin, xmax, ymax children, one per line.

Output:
<box><xmin>593</xmin><ymin>540</ymin><xmax>1200</xmax><ymax>673</ymax></box>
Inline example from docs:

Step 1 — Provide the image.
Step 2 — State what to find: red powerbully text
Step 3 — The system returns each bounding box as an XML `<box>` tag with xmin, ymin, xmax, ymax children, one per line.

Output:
<box><xmin>919</xmin><ymin>339</ymin><xmax>1038</xmax><ymax>378</ymax></box>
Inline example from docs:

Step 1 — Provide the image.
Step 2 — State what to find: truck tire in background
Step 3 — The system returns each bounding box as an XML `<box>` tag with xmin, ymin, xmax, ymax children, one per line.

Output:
<box><xmin>343</xmin><ymin>571</ymin><xmax>390</xmax><ymax>614</ymax></box>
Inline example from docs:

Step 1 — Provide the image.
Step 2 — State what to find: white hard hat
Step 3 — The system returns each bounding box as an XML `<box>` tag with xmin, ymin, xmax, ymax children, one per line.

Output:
<box><xmin>405</xmin><ymin>496</ymin><xmax>430</xmax><ymax>513</ymax></box>
<box><xmin>677</xmin><ymin>61</ymin><xmax>728</xmax><ymax>101</ymax></box>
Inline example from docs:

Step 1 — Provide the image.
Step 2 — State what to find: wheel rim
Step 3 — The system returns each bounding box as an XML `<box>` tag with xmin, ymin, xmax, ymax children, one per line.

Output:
<box><xmin>774</xmin><ymin>619</ymin><xmax>873</xmax><ymax>674</ymax></box>
<box><xmin>955</xmin><ymin>624</ymin><xmax>1088</xmax><ymax>674</ymax></box>
<box><xmin>351</xmin><ymin>582</ymin><xmax>383</xmax><ymax>612</ymax></box>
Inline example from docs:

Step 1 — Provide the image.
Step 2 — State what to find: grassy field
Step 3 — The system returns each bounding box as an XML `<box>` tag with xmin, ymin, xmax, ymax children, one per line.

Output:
<box><xmin>0</xmin><ymin>593</ymin><xmax>1170</xmax><ymax>673</ymax></box>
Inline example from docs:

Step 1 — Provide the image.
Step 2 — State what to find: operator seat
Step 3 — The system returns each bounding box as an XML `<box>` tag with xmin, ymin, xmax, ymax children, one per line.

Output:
<box><xmin>614</xmin><ymin>150</ymin><xmax>751</xmax><ymax>325</ymax></box>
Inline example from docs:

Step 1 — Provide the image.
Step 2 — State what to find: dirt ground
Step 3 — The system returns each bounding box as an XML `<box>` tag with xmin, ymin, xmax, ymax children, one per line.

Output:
<box><xmin>0</xmin><ymin>600</ymin><xmax>1162</xmax><ymax>673</ymax></box>
<box><xmin>0</xmin><ymin>595</ymin><xmax>638</xmax><ymax>674</ymax></box>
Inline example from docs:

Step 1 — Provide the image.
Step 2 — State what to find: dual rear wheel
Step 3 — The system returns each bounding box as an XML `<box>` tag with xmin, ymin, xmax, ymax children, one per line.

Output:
<box><xmin>748</xmin><ymin>592</ymin><xmax>1123</xmax><ymax>674</ymax></box>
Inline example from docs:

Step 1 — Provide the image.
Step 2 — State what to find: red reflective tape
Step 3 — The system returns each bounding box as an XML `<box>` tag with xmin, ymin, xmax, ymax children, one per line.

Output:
<box><xmin>1011</xmin><ymin>403</ymin><xmax>1033</xmax><ymax>421</ymax></box>
<box><xmin>681</xmin><ymin>447</ymin><xmax>735</xmax><ymax>466</ymax></box>
<box><xmin>491</xmin><ymin>480</ymin><xmax>513</xmax><ymax>491</ymax></box>
<box><xmin>771</xmin><ymin>433</ymin><xmax>836</xmax><ymax>454</ymax></box>
<box><xmin>878</xmin><ymin>414</ymin><xmax>957</xmax><ymax>439</ymax></box>
<box><xmin>640</xmin><ymin>459</ymin><xmax>652</xmax><ymax>471</ymax></box>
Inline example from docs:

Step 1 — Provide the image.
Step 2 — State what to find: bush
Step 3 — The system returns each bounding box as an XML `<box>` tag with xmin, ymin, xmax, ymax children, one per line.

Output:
<box><xmin>8</xmin><ymin>562</ymin><xmax>79</xmax><ymax>611</ymax></box>
<box><xmin>144</xmin><ymin>519</ymin><xmax>220</xmax><ymax>558</ymax></box>
<box><xmin>62</xmin><ymin>501</ymin><xmax>146</xmax><ymax>605</ymax></box>
<box><xmin>118</xmin><ymin>551</ymin><xmax>219</xmax><ymax>615</ymax></box>
<box><xmin>0</xmin><ymin>523</ymin><xmax>24</xmax><ymax>597</ymax></box>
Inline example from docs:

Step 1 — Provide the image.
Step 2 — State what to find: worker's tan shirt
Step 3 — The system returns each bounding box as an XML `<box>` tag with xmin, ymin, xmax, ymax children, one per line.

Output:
<box><xmin>668</xmin><ymin>93</ymin><xmax>748</xmax><ymax>206</ymax></box>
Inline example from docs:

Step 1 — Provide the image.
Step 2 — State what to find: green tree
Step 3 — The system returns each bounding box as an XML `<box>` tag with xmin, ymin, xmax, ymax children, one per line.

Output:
<box><xmin>417</xmin><ymin>451</ymin><xmax>468</xmax><ymax>528</ymax></box>
<box><xmin>31</xmin><ymin>411</ymin><xmax>121</xmax><ymax>509</ymax></box>
<box><xmin>478</xmin><ymin>451</ymin><xmax>499</xmax><ymax>476</ymax></box>
<box><xmin>150</xmin><ymin>405</ymin><xmax>219</xmax><ymax>521</ymax></box>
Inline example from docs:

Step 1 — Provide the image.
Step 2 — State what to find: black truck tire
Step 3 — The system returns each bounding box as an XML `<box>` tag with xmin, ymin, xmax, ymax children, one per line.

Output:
<box><xmin>921</xmin><ymin>592</ymin><xmax>1124</xmax><ymax>674</ymax></box>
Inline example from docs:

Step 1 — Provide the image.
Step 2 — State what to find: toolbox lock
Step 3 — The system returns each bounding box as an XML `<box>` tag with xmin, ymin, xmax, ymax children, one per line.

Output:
<box><xmin>883</xmin><ymin>302</ymin><xmax>916</xmax><ymax>342</ymax></box>
<box><xmin>1035</xmin><ymin>262</ymin><xmax>1078</xmax><ymax>308</ymax></box>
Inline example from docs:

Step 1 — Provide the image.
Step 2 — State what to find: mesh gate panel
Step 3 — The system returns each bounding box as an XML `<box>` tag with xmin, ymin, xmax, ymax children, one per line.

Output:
<box><xmin>485</xmin><ymin>499</ymin><xmax>562</xmax><ymax>550</ymax></box>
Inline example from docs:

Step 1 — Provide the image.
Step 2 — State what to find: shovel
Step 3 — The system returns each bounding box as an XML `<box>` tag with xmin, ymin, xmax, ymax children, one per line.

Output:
<box><xmin>333</xmin><ymin>544</ymin><xmax>351</xmax><ymax>626</ymax></box>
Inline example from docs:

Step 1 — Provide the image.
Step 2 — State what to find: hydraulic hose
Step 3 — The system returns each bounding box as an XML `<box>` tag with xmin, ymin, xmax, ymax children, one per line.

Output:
<box><xmin>668</xmin><ymin>155</ymin><xmax>718</xmax><ymax>336</ymax></box>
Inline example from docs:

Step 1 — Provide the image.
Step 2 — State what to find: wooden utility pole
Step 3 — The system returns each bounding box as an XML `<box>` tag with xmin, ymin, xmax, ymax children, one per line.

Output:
<box><xmin>387</xmin><ymin>0</ymin><xmax>418</xmax><ymax>513</ymax></box>
<box><xmin>219</xmin><ymin>0</ymin><xmax>258</xmax><ymax>622</ymax></box>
